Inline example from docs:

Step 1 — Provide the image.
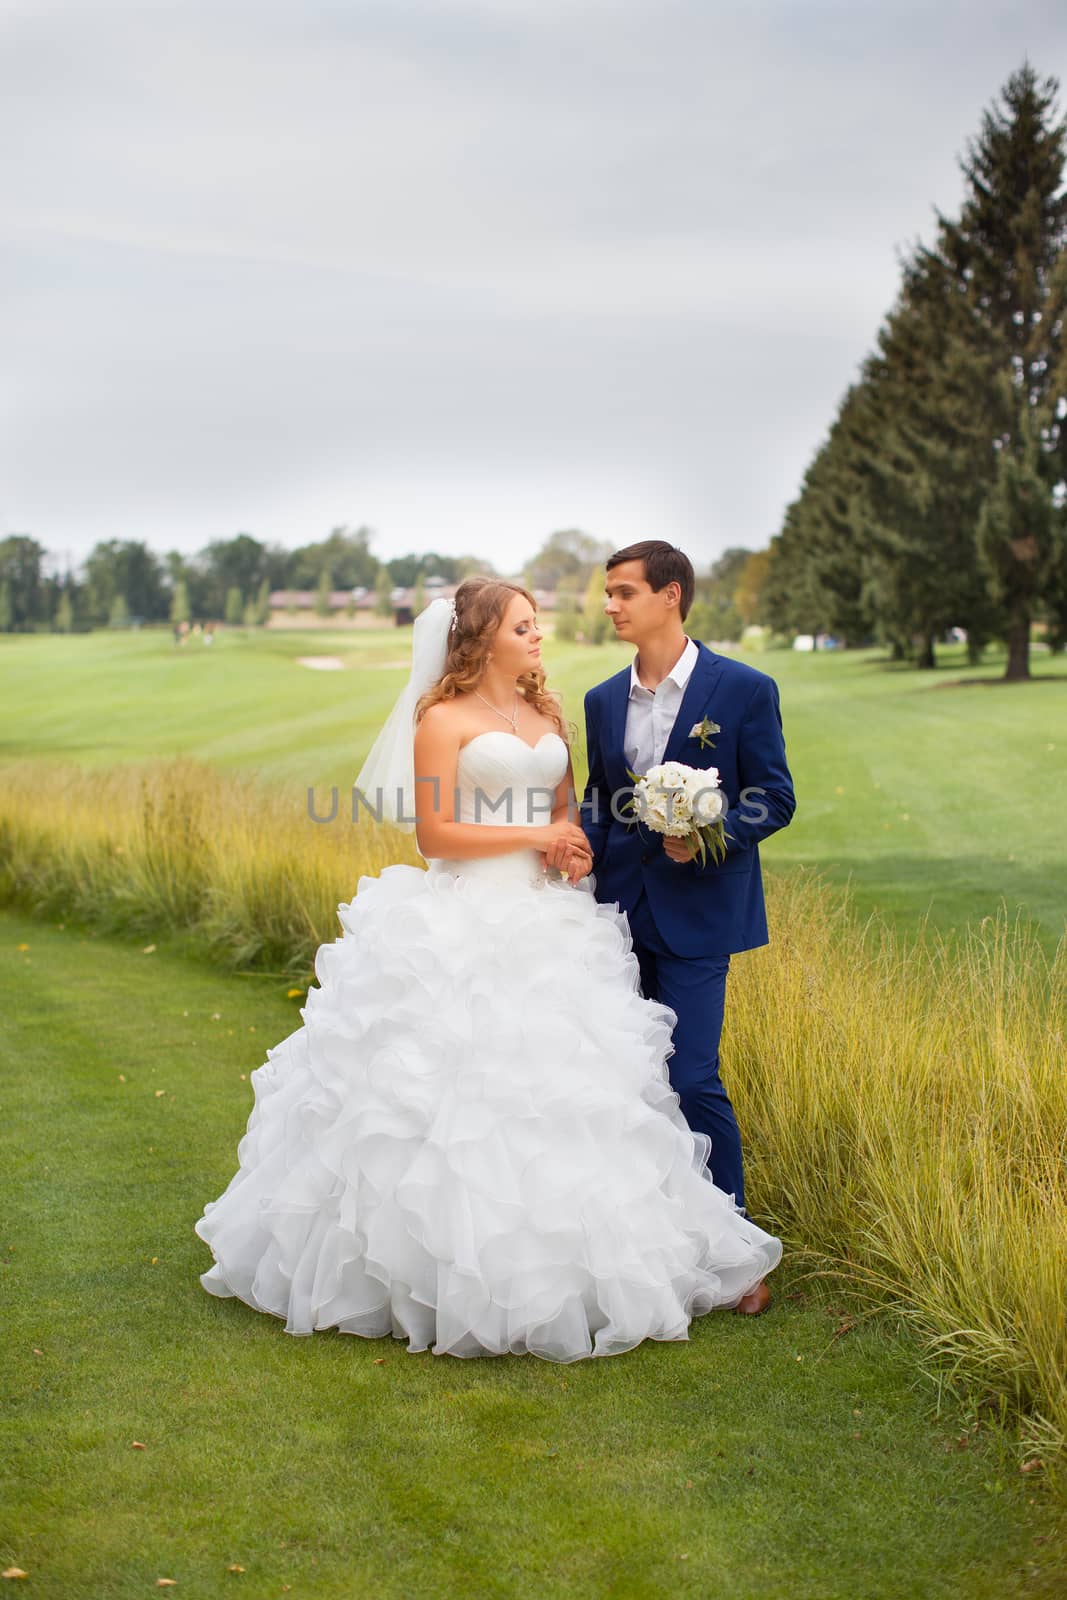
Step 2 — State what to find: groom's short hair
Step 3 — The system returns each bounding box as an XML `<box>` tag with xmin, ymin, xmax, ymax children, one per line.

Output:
<box><xmin>606</xmin><ymin>541</ymin><xmax>695</xmax><ymax>621</ymax></box>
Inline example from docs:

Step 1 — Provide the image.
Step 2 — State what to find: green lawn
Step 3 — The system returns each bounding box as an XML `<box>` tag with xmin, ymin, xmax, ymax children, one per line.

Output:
<box><xmin>2</xmin><ymin>910</ymin><xmax>1064</xmax><ymax>1600</ymax></box>
<box><xmin>2</xmin><ymin>626</ymin><xmax>1064</xmax><ymax>948</ymax></box>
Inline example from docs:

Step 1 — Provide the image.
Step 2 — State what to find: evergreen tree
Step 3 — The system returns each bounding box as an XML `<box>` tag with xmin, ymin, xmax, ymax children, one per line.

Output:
<box><xmin>254</xmin><ymin>576</ymin><xmax>272</xmax><ymax>626</ymax></box>
<box><xmin>763</xmin><ymin>393</ymin><xmax>873</xmax><ymax>647</ymax></box>
<box><xmin>109</xmin><ymin>594</ymin><xmax>129</xmax><ymax>629</ymax></box>
<box><xmin>763</xmin><ymin>495</ymin><xmax>838</xmax><ymax>642</ymax></box>
<box><xmin>54</xmin><ymin>588</ymin><xmax>74</xmax><ymax>633</ymax></box>
<box><xmin>314</xmin><ymin>569</ymin><xmax>331</xmax><ymax>619</ymax></box>
<box><xmin>846</xmin><ymin>266</ymin><xmax>1000</xmax><ymax>667</ymax></box>
<box><xmin>938</xmin><ymin>64</ymin><xmax>1067</xmax><ymax>679</ymax></box>
<box><xmin>225</xmin><ymin>586</ymin><xmax>244</xmax><ymax>625</ymax></box>
<box><xmin>0</xmin><ymin>579</ymin><xmax>13</xmax><ymax>632</ymax></box>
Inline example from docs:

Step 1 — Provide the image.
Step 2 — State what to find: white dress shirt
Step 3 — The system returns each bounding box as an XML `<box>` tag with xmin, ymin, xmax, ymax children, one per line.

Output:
<box><xmin>623</xmin><ymin>636</ymin><xmax>699</xmax><ymax>775</ymax></box>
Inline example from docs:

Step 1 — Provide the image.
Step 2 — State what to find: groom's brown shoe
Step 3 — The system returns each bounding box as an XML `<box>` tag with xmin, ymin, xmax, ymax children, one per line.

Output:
<box><xmin>735</xmin><ymin>1280</ymin><xmax>771</xmax><ymax>1316</ymax></box>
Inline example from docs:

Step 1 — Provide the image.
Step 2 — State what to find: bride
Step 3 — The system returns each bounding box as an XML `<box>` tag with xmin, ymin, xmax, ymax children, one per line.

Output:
<box><xmin>194</xmin><ymin>577</ymin><xmax>781</xmax><ymax>1361</ymax></box>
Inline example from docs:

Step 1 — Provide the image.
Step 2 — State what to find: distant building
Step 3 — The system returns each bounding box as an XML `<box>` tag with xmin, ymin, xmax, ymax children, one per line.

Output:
<box><xmin>268</xmin><ymin>579</ymin><xmax>558</xmax><ymax>627</ymax></box>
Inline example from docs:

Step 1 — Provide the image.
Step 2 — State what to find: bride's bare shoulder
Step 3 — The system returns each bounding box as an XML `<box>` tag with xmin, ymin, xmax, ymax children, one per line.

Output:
<box><xmin>416</xmin><ymin>699</ymin><xmax>476</xmax><ymax>741</ymax></box>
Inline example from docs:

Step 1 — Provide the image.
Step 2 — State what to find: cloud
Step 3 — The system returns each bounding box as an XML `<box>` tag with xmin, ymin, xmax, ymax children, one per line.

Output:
<box><xmin>3</xmin><ymin>1</ymin><xmax>1066</xmax><ymax>571</ymax></box>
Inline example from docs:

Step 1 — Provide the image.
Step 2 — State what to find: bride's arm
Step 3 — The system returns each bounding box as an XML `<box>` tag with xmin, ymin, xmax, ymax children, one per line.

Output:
<box><xmin>546</xmin><ymin>756</ymin><xmax>592</xmax><ymax>882</ymax></box>
<box><xmin>413</xmin><ymin>707</ymin><xmax>589</xmax><ymax>863</ymax></box>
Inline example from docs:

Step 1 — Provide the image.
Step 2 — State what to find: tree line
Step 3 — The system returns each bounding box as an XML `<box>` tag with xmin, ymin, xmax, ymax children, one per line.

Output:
<box><xmin>0</xmin><ymin>527</ymin><xmax>493</xmax><ymax>634</ymax></box>
<box><xmin>0</xmin><ymin>517</ymin><xmax>767</xmax><ymax>646</ymax></box>
<box><xmin>9</xmin><ymin>67</ymin><xmax>1064</xmax><ymax>678</ymax></box>
<box><xmin>762</xmin><ymin>64</ymin><xmax>1067</xmax><ymax>680</ymax></box>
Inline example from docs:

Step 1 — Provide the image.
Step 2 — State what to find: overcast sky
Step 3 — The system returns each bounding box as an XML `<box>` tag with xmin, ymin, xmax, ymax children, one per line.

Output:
<box><xmin>4</xmin><ymin>1</ymin><xmax>1066</xmax><ymax>578</ymax></box>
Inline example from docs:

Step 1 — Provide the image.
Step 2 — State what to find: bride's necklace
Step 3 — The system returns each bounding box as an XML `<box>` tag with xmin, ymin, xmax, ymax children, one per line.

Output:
<box><xmin>473</xmin><ymin>688</ymin><xmax>519</xmax><ymax>733</ymax></box>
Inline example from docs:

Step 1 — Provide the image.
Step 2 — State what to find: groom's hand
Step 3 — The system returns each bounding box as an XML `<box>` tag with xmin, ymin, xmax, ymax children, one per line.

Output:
<box><xmin>544</xmin><ymin>837</ymin><xmax>593</xmax><ymax>882</ymax></box>
<box><xmin>662</xmin><ymin>836</ymin><xmax>697</xmax><ymax>864</ymax></box>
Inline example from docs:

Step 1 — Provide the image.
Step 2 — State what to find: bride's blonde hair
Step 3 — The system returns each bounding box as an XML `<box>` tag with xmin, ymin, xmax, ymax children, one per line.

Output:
<box><xmin>415</xmin><ymin>576</ymin><xmax>565</xmax><ymax>736</ymax></box>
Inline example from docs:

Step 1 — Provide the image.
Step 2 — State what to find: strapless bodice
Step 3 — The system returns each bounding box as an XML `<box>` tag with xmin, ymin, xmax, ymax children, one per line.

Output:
<box><xmin>427</xmin><ymin>729</ymin><xmax>571</xmax><ymax>891</ymax></box>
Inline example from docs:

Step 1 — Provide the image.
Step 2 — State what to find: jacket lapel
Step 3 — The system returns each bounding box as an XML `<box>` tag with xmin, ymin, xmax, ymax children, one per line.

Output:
<box><xmin>661</xmin><ymin>644</ymin><xmax>725</xmax><ymax>766</ymax></box>
<box><xmin>603</xmin><ymin>665</ymin><xmax>632</xmax><ymax>782</ymax></box>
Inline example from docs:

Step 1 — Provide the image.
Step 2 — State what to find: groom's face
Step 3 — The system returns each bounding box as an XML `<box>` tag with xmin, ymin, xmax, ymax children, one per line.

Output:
<box><xmin>603</xmin><ymin>560</ymin><xmax>679</xmax><ymax>643</ymax></box>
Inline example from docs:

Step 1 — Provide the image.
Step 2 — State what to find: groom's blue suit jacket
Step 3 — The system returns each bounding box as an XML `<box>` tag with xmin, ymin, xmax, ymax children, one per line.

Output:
<box><xmin>581</xmin><ymin>642</ymin><xmax>796</xmax><ymax>957</ymax></box>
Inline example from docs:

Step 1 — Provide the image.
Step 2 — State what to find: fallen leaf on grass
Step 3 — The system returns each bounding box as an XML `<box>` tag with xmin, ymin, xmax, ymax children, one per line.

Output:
<box><xmin>226</xmin><ymin>1564</ymin><xmax>245</xmax><ymax>1573</ymax></box>
<box><xmin>142</xmin><ymin>944</ymin><xmax>157</xmax><ymax>955</ymax></box>
<box><xmin>118</xmin><ymin>1073</ymin><xmax>127</xmax><ymax>1082</ymax></box>
<box><xmin>32</xmin><ymin>1348</ymin><xmax>43</xmax><ymax>1356</ymax></box>
<box><xmin>287</xmin><ymin>989</ymin><xmax>303</xmax><ymax>999</ymax></box>
<box><xmin>2</xmin><ymin>1568</ymin><xmax>29</xmax><ymax>1579</ymax></box>
<box><xmin>372</xmin><ymin>1358</ymin><xmax>386</xmax><ymax>1365</ymax></box>
<box><xmin>156</xmin><ymin>1581</ymin><xmax>177</xmax><ymax>1589</ymax></box>
<box><xmin>155</xmin><ymin>1089</ymin><xmax>167</xmax><ymax>1097</ymax></box>
<box><xmin>1021</xmin><ymin>1458</ymin><xmax>1045</xmax><ymax>1474</ymax></box>
<box><xmin>16</xmin><ymin>944</ymin><xmax>29</xmax><ymax>952</ymax></box>
<box><xmin>131</xmin><ymin>1440</ymin><xmax>147</xmax><ymax>1449</ymax></box>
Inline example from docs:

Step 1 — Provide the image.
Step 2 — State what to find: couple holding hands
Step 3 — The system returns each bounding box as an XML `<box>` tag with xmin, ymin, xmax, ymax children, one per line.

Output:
<box><xmin>195</xmin><ymin>540</ymin><xmax>796</xmax><ymax>1362</ymax></box>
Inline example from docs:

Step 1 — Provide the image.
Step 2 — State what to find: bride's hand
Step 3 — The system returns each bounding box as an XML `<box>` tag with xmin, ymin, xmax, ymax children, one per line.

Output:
<box><xmin>544</xmin><ymin>841</ymin><xmax>593</xmax><ymax>882</ymax></box>
<box><xmin>540</xmin><ymin>821</ymin><xmax>593</xmax><ymax>883</ymax></box>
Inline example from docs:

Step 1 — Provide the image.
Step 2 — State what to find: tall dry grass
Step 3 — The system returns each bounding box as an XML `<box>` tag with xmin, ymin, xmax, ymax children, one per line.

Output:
<box><xmin>728</xmin><ymin>869</ymin><xmax>1066</xmax><ymax>1460</ymax></box>
<box><xmin>0</xmin><ymin>758</ymin><xmax>419</xmax><ymax>976</ymax></box>
<box><xmin>2</xmin><ymin>758</ymin><xmax>1064</xmax><ymax>1455</ymax></box>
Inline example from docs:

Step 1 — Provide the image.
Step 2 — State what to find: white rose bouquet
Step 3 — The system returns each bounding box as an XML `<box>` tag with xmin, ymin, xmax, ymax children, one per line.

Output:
<box><xmin>629</xmin><ymin>760</ymin><xmax>728</xmax><ymax>865</ymax></box>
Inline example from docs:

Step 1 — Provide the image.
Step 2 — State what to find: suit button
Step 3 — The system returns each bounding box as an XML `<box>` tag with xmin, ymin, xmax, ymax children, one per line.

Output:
<box><xmin>641</xmin><ymin>852</ymin><xmax>650</xmax><ymax>864</ymax></box>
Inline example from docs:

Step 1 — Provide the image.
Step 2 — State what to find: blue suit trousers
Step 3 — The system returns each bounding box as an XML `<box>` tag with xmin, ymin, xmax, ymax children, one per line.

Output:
<box><xmin>626</xmin><ymin>890</ymin><xmax>745</xmax><ymax>1213</ymax></box>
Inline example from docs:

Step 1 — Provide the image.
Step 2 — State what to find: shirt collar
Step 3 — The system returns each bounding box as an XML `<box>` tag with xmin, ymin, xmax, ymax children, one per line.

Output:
<box><xmin>629</xmin><ymin>635</ymin><xmax>699</xmax><ymax>698</ymax></box>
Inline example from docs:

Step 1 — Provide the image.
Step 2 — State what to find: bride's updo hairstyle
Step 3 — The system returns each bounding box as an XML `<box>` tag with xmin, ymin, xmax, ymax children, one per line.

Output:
<box><xmin>416</xmin><ymin>576</ymin><xmax>565</xmax><ymax>736</ymax></box>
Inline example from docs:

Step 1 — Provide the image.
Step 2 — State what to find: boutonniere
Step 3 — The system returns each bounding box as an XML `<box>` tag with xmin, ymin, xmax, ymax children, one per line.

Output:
<box><xmin>689</xmin><ymin>717</ymin><xmax>720</xmax><ymax>750</ymax></box>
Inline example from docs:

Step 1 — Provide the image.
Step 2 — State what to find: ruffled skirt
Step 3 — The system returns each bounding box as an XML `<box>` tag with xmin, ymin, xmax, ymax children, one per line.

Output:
<box><xmin>194</xmin><ymin>861</ymin><xmax>781</xmax><ymax>1361</ymax></box>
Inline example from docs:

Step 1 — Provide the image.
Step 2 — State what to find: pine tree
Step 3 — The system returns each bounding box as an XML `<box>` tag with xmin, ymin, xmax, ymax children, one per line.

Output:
<box><xmin>54</xmin><ymin>588</ymin><xmax>74</xmax><ymax>633</ymax></box>
<box><xmin>255</xmin><ymin>577</ymin><xmax>271</xmax><ymax>626</ymax></box>
<box><xmin>847</xmin><ymin>259</ymin><xmax>1000</xmax><ymax>667</ymax></box>
<box><xmin>225</xmin><ymin>586</ymin><xmax>244</xmax><ymax>625</ymax></box>
<box><xmin>0</xmin><ymin>580</ymin><xmax>13</xmax><ymax>633</ymax></box>
<box><xmin>939</xmin><ymin>64</ymin><xmax>1067</xmax><ymax>679</ymax></box>
<box><xmin>315</xmin><ymin>569</ymin><xmax>331</xmax><ymax>620</ymax></box>
<box><xmin>764</xmin><ymin>390</ymin><xmax>874</xmax><ymax>647</ymax></box>
<box><xmin>109</xmin><ymin>594</ymin><xmax>129</xmax><ymax>629</ymax></box>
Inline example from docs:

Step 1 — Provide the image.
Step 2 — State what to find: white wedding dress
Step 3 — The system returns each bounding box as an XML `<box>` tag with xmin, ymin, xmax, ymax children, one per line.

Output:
<box><xmin>194</xmin><ymin>730</ymin><xmax>782</xmax><ymax>1361</ymax></box>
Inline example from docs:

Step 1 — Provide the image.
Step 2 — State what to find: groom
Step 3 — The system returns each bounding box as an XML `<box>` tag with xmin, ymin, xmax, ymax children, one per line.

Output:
<box><xmin>578</xmin><ymin>541</ymin><xmax>796</xmax><ymax>1313</ymax></box>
